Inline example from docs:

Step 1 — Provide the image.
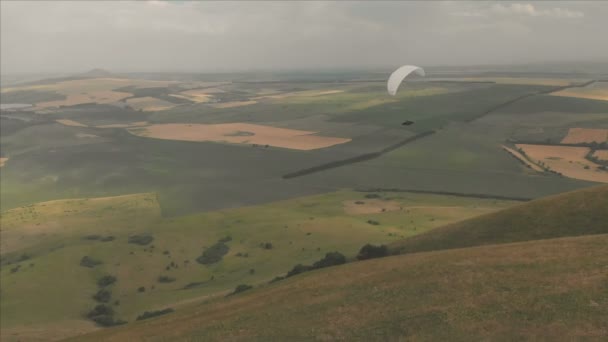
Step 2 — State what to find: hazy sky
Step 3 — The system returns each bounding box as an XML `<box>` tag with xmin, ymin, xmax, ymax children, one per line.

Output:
<box><xmin>1</xmin><ymin>1</ymin><xmax>606</xmax><ymax>73</ymax></box>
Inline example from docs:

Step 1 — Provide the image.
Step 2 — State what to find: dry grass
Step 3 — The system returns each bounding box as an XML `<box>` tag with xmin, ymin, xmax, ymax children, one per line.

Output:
<box><xmin>501</xmin><ymin>145</ymin><xmax>544</xmax><ymax>172</ymax></box>
<box><xmin>55</xmin><ymin>119</ymin><xmax>88</xmax><ymax>127</ymax></box>
<box><xmin>593</xmin><ymin>150</ymin><xmax>608</xmax><ymax>161</ymax></box>
<box><xmin>128</xmin><ymin>123</ymin><xmax>351</xmax><ymax>150</ymax></box>
<box><xmin>0</xmin><ymin>157</ymin><xmax>8</xmax><ymax>168</ymax></box>
<box><xmin>516</xmin><ymin>144</ymin><xmax>608</xmax><ymax>183</ymax></box>
<box><xmin>126</xmin><ymin>97</ymin><xmax>176</xmax><ymax>111</ymax></box>
<box><xmin>551</xmin><ymin>82</ymin><xmax>608</xmax><ymax>101</ymax></box>
<box><xmin>561</xmin><ymin>127</ymin><xmax>608</xmax><ymax>144</ymax></box>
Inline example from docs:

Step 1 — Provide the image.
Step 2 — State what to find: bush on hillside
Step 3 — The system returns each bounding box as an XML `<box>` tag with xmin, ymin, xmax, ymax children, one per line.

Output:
<box><xmin>93</xmin><ymin>289</ymin><xmax>112</xmax><ymax>303</ymax></box>
<box><xmin>136</xmin><ymin>308</ymin><xmax>174</xmax><ymax>321</ymax></box>
<box><xmin>196</xmin><ymin>240</ymin><xmax>230</xmax><ymax>265</ymax></box>
<box><xmin>97</xmin><ymin>275</ymin><xmax>117</xmax><ymax>287</ymax></box>
<box><xmin>158</xmin><ymin>275</ymin><xmax>176</xmax><ymax>283</ymax></box>
<box><xmin>80</xmin><ymin>256</ymin><xmax>102</xmax><ymax>268</ymax></box>
<box><xmin>312</xmin><ymin>252</ymin><xmax>346</xmax><ymax>269</ymax></box>
<box><xmin>128</xmin><ymin>234</ymin><xmax>154</xmax><ymax>246</ymax></box>
<box><xmin>356</xmin><ymin>244</ymin><xmax>389</xmax><ymax>260</ymax></box>
<box><xmin>286</xmin><ymin>264</ymin><xmax>313</xmax><ymax>277</ymax></box>
<box><xmin>227</xmin><ymin>284</ymin><xmax>253</xmax><ymax>296</ymax></box>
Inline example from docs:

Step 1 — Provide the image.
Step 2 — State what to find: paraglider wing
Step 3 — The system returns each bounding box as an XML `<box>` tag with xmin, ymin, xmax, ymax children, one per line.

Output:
<box><xmin>387</xmin><ymin>65</ymin><xmax>425</xmax><ymax>96</ymax></box>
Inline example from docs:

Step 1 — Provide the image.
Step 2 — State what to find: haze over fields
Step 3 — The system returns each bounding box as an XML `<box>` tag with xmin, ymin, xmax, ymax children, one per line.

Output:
<box><xmin>1</xmin><ymin>1</ymin><xmax>607</xmax><ymax>341</ymax></box>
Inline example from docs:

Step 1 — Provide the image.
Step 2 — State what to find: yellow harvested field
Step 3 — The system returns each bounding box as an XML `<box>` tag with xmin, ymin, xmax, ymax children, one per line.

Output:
<box><xmin>516</xmin><ymin>144</ymin><xmax>608</xmax><ymax>183</ymax></box>
<box><xmin>128</xmin><ymin>123</ymin><xmax>351</xmax><ymax>150</ymax></box>
<box><xmin>2</xmin><ymin>78</ymin><xmax>178</xmax><ymax>109</ymax></box>
<box><xmin>0</xmin><ymin>157</ymin><xmax>8</xmax><ymax>167</ymax></box>
<box><xmin>210</xmin><ymin>100</ymin><xmax>258</xmax><ymax>108</ymax></box>
<box><xmin>126</xmin><ymin>97</ymin><xmax>176</xmax><ymax>111</ymax></box>
<box><xmin>561</xmin><ymin>128</ymin><xmax>608</xmax><ymax>144</ymax></box>
<box><xmin>593</xmin><ymin>150</ymin><xmax>608</xmax><ymax>161</ymax></box>
<box><xmin>501</xmin><ymin>145</ymin><xmax>544</xmax><ymax>172</ymax></box>
<box><xmin>551</xmin><ymin>82</ymin><xmax>608</xmax><ymax>101</ymax></box>
<box><xmin>56</xmin><ymin>119</ymin><xmax>88</xmax><ymax>127</ymax></box>
<box><xmin>254</xmin><ymin>89</ymin><xmax>344</xmax><ymax>100</ymax></box>
<box><xmin>343</xmin><ymin>199</ymin><xmax>402</xmax><ymax>215</ymax></box>
<box><xmin>452</xmin><ymin>77</ymin><xmax>575</xmax><ymax>86</ymax></box>
<box><xmin>37</xmin><ymin>90</ymin><xmax>132</xmax><ymax>109</ymax></box>
<box><xmin>96</xmin><ymin>121</ymin><xmax>148</xmax><ymax>128</ymax></box>
<box><xmin>169</xmin><ymin>93</ymin><xmax>211</xmax><ymax>103</ymax></box>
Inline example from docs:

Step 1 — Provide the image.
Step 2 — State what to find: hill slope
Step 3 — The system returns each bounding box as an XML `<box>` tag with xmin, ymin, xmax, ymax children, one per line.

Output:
<box><xmin>390</xmin><ymin>185</ymin><xmax>608</xmax><ymax>255</ymax></box>
<box><xmin>69</xmin><ymin>234</ymin><xmax>608</xmax><ymax>341</ymax></box>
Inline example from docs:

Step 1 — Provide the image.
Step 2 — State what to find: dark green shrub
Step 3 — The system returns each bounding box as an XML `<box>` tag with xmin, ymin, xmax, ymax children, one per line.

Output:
<box><xmin>86</xmin><ymin>304</ymin><xmax>114</xmax><ymax>318</ymax></box>
<box><xmin>196</xmin><ymin>241</ymin><xmax>229</xmax><ymax>265</ymax></box>
<box><xmin>227</xmin><ymin>284</ymin><xmax>253</xmax><ymax>296</ymax></box>
<box><xmin>158</xmin><ymin>275</ymin><xmax>176</xmax><ymax>283</ymax></box>
<box><xmin>357</xmin><ymin>244</ymin><xmax>389</xmax><ymax>260</ymax></box>
<box><xmin>137</xmin><ymin>286</ymin><xmax>145</xmax><ymax>293</ymax></box>
<box><xmin>93</xmin><ymin>289</ymin><xmax>112</xmax><ymax>303</ymax></box>
<box><xmin>136</xmin><ymin>308</ymin><xmax>174</xmax><ymax>321</ymax></box>
<box><xmin>367</xmin><ymin>219</ymin><xmax>380</xmax><ymax>226</ymax></box>
<box><xmin>100</xmin><ymin>236</ymin><xmax>115</xmax><ymax>242</ymax></box>
<box><xmin>128</xmin><ymin>235</ymin><xmax>154</xmax><ymax>246</ymax></box>
<box><xmin>286</xmin><ymin>264</ymin><xmax>313</xmax><ymax>277</ymax></box>
<box><xmin>97</xmin><ymin>275</ymin><xmax>117</xmax><ymax>287</ymax></box>
<box><xmin>312</xmin><ymin>252</ymin><xmax>346</xmax><ymax>269</ymax></box>
<box><xmin>260</xmin><ymin>242</ymin><xmax>273</xmax><ymax>249</ymax></box>
<box><xmin>365</xmin><ymin>193</ymin><xmax>381</xmax><ymax>199</ymax></box>
<box><xmin>80</xmin><ymin>256</ymin><xmax>102</xmax><ymax>268</ymax></box>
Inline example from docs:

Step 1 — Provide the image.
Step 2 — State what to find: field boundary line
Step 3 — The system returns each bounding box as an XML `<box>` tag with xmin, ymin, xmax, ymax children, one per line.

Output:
<box><xmin>282</xmin><ymin>130</ymin><xmax>435</xmax><ymax>179</ymax></box>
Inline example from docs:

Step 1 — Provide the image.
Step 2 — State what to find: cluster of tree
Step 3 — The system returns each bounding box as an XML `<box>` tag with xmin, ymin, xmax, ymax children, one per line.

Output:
<box><xmin>86</xmin><ymin>274</ymin><xmax>125</xmax><ymax>326</ymax></box>
<box><xmin>285</xmin><ymin>252</ymin><xmax>347</xmax><ymax>279</ymax></box>
<box><xmin>80</xmin><ymin>256</ymin><xmax>102</xmax><ymax>268</ymax></box>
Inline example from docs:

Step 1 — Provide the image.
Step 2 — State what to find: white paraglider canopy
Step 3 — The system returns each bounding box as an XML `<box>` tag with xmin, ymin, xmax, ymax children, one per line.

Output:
<box><xmin>387</xmin><ymin>65</ymin><xmax>425</xmax><ymax>96</ymax></box>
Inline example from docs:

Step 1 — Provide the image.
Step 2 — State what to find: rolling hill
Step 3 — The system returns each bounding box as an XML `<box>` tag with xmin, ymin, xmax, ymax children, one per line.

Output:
<box><xmin>390</xmin><ymin>184</ymin><xmax>608</xmax><ymax>255</ymax></box>
<box><xmin>66</xmin><ymin>185</ymin><xmax>608</xmax><ymax>341</ymax></box>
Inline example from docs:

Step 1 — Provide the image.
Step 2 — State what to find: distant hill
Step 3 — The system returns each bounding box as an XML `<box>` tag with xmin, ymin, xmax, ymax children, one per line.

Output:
<box><xmin>69</xmin><ymin>233</ymin><xmax>608</xmax><ymax>341</ymax></box>
<box><xmin>390</xmin><ymin>184</ymin><xmax>608</xmax><ymax>255</ymax></box>
<box><xmin>79</xmin><ymin>68</ymin><xmax>114</xmax><ymax>78</ymax></box>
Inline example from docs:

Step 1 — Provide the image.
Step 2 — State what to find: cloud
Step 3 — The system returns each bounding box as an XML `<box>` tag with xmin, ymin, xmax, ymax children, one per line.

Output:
<box><xmin>452</xmin><ymin>2</ymin><xmax>584</xmax><ymax>19</ymax></box>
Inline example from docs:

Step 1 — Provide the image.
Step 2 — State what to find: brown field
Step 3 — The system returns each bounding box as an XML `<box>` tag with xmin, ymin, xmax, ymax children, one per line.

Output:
<box><xmin>55</xmin><ymin>119</ymin><xmax>88</xmax><ymax>127</ymax></box>
<box><xmin>128</xmin><ymin>123</ymin><xmax>351</xmax><ymax>150</ymax></box>
<box><xmin>593</xmin><ymin>150</ymin><xmax>608</xmax><ymax>161</ymax></box>
<box><xmin>551</xmin><ymin>82</ymin><xmax>608</xmax><ymax>101</ymax></box>
<box><xmin>210</xmin><ymin>100</ymin><xmax>258</xmax><ymax>108</ymax></box>
<box><xmin>501</xmin><ymin>145</ymin><xmax>544</xmax><ymax>172</ymax></box>
<box><xmin>126</xmin><ymin>96</ymin><xmax>176</xmax><ymax>111</ymax></box>
<box><xmin>561</xmin><ymin>127</ymin><xmax>608</xmax><ymax>144</ymax></box>
<box><xmin>0</xmin><ymin>157</ymin><xmax>8</xmax><ymax>167</ymax></box>
<box><xmin>516</xmin><ymin>144</ymin><xmax>608</xmax><ymax>183</ymax></box>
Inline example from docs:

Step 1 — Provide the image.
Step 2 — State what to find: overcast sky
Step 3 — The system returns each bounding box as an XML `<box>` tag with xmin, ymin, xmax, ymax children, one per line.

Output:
<box><xmin>1</xmin><ymin>1</ymin><xmax>606</xmax><ymax>73</ymax></box>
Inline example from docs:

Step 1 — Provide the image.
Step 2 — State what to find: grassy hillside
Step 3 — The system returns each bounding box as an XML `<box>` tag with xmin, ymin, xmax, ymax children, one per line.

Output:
<box><xmin>68</xmin><ymin>233</ymin><xmax>608</xmax><ymax>341</ymax></box>
<box><xmin>390</xmin><ymin>185</ymin><xmax>608</xmax><ymax>255</ymax></box>
<box><xmin>0</xmin><ymin>191</ymin><xmax>514</xmax><ymax>341</ymax></box>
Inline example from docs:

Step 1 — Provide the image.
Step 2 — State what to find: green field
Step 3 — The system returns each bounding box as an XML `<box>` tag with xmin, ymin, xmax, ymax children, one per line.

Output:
<box><xmin>67</xmin><ymin>186</ymin><xmax>608</xmax><ymax>341</ymax></box>
<box><xmin>2</xmin><ymin>71</ymin><xmax>607</xmax><ymax>341</ymax></box>
<box><xmin>0</xmin><ymin>190</ymin><xmax>516</xmax><ymax>341</ymax></box>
